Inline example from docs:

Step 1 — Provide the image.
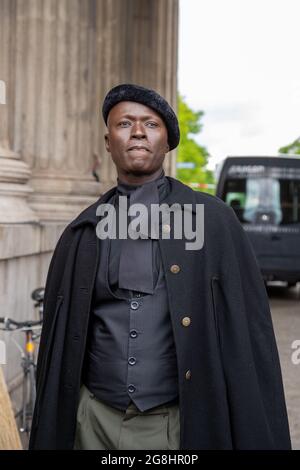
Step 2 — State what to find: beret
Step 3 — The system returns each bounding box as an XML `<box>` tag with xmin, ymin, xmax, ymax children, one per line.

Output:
<box><xmin>102</xmin><ymin>83</ymin><xmax>180</xmax><ymax>150</ymax></box>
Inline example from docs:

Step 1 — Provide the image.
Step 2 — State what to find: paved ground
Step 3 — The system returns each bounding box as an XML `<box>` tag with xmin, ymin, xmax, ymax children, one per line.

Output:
<box><xmin>267</xmin><ymin>284</ymin><xmax>300</xmax><ymax>450</ymax></box>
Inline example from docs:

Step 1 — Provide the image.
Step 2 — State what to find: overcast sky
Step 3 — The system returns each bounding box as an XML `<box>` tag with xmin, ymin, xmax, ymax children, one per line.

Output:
<box><xmin>178</xmin><ymin>0</ymin><xmax>300</xmax><ymax>170</ymax></box>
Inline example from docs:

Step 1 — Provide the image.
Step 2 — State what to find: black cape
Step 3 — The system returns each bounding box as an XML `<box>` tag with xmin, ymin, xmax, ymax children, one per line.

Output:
<box><xmin>29</xmin><ymin>177</ymin><xmax>291</xmax><ymax>449</ymax></box>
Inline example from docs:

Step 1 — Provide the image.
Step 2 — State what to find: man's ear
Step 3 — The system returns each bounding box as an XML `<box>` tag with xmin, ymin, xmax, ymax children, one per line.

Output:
<box><xmin>104</xmin><ymin>133</ymin><xmax>110</xmax><ymax>153</ymax></box>
<box><xmin>165</xmin><ymin>143</ymin><xmax>170</xmax><ymax>153</ymax></box>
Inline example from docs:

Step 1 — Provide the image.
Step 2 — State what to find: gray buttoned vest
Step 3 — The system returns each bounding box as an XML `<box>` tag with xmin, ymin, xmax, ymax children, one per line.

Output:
<box><xmin>83</xmin><ymin>234</ymin><xmax>179</xmax><ymax>412</ymax></box>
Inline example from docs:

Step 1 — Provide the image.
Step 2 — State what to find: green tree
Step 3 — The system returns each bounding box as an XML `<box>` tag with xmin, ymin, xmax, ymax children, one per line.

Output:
<box><xmin>176</xmin><ymin>94</ymin><xmax>214</xmax><ymax>193</ymax></box>
<box><xmin>279</xmin><ymin>136</ymin><xmax>300</xmax><ymax>155</ymax></box>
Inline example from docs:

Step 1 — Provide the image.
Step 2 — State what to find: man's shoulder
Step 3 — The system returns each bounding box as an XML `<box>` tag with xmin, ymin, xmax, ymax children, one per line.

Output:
<box><xmin>50</xmin><ymin>186</ymin><xmax>116</xmax><ymax>250</ymax></box>
<box><xmin>168</xmin><ymin>177</ymin><xmax>232</xmax><ymax>216</ymax></box>
<box><xmin>193</xmin><ymin>187</ymin><xmax>228</xmax><ymax>208</ymax></box>
<box><xmin>67</xmin><ymin>186</ymin><xmax>117</xmax><ymax>230</ymax></box>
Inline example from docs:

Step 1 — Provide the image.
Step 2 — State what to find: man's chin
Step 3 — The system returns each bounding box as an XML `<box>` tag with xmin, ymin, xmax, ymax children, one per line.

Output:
<box><xmin>128</xmin><ymin>168</ymin><xmax>152</xmax><ymax>177</ymax></box>
<box><xmin>126</xmin><ymin>163</ymin><xmax>153</xmax><ymax>176</ymax></box>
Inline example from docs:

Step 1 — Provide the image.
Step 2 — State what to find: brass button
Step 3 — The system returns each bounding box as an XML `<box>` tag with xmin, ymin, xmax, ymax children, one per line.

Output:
<box><xmin>162</xmin><ymin>224</ymin><xmax>171</xmax><ymax>234</ymax></box>
<box><xmin>182</xmin><ymin>316</ymin><xmax>191</xmax><ymax>327</ymax></box>
<box><xmin>185</xmin><ymin>370</ymin><xmax>192</xmax><ymax>380</ymax></box>
<box><xmin>170</xmin><ymin>264</ymin><xmax>180</xmax><ymax>274</ymax></box>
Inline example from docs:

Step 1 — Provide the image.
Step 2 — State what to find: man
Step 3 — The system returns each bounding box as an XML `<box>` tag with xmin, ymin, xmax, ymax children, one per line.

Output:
<box><xmin>29</xmin><ymin>84</ymin><xmax>291</xmax><ymax>450</ymax></box>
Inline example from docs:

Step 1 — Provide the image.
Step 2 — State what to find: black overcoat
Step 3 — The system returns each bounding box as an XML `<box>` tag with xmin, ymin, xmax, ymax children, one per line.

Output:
<box><xmin>29</xmin><ymin>177</ymin><xmax>291</xmax><ymax>450</ymax></box>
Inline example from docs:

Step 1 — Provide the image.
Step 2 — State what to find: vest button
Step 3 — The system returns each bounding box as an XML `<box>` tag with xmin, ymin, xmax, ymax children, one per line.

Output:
<box><xmin>170</xmin><ymin>264</ymin><xmax>180</xmax><ymax>274</ymax></box>
<box><xmin>185</xmin><ymin>370</ymin><xmax>192</xmax><ymax>380</ymax></box>
<box><xmin>130</xmin><ymin>300</ymin><xmax>140</xmax><ymax>310</ymax></box>
<box><xmin>130</xmin><ymin>329</ymin><xmax>138</xmax><ymax>338</ymax></box>
<box><xmin>182</xmin><ymin>316</ymin><xmax>191</xmax><ymax>327</ymax></box>
<box><xmin>128</xmin><ymin>357</ymin><xmax>136</xmax><ymax>365</ymax></box>
<box><xmin>128</xmin><ymin>384</ymin><xmax>136</xmax><ymax>393</ymax></box>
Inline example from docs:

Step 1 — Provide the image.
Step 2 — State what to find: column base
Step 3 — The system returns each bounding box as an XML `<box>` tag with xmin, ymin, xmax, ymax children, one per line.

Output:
<box><xmin>28</xmin><ymin>174</ymin><xmax>102</xmax><ymax>222</ymax></box>
<box><xmin>0</xmin><ymin>149</ymin><xmax>39</xmax><ymax>223</ymax></box>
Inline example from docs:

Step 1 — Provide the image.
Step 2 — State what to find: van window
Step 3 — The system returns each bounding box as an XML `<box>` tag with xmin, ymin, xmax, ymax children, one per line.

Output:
<box><xmin>224</xmin><ymin>176</ymin><xmax>300</xmax><ymax>225</ymax></box>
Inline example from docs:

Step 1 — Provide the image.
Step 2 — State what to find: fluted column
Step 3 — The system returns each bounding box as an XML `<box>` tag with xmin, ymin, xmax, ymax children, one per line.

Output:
<box><xmin>13</xmin><ymin>0</ymin><xmax>101</xmax><ymax>221</ymax></box>
<box><xmin>11</xmin><ymin>0</ymin><xmax>178</xmax><ymax>219</ymax></box>
<box><xmin>0</xmin><ymin>0</ymin><xmax>38</xmax><ymax>223</ymax></box>
<box><xmin>97</xmin><ymin>0</ymin><xmax>179</xmax><ymax>193</ymax></box>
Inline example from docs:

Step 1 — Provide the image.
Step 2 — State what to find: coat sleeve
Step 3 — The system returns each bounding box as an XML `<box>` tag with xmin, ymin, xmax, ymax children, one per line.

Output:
<box><xmin>214</xmin><ymin>206</ymin><xmax>291</xmax><ymax>449</ymax></box>
<box><xmin>29</xmin><ymin>226</ymin><xmax>75</xmax><ymax>449</ymax></box>
<box><xmin>35</xmin><ymin>228</ymin><xmax>70</xmax><ymax>388</ymax></box>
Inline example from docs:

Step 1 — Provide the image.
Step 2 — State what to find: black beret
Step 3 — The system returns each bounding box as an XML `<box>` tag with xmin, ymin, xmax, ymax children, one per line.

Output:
<box><xmin>102</xmin><ymin>83</ymin><xmax>180</xmax><ymax>150</ymax></box>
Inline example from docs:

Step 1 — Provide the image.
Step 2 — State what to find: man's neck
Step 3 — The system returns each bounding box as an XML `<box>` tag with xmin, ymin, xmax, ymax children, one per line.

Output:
<box><xmin>117</xmin><ymin>168</ymin><xmax>164</xmax><ymax>186</ymax></box>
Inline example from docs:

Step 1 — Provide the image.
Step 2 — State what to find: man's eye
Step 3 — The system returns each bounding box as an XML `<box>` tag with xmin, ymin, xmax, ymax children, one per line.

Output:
<box><xmin>146</xmin><ymin>122</ymin><xmax>158</xmax><ymax>128</ymax></box>
<box><xmin>119</xmin><ymin>121</ymin><xmax>131</xmax><ymax>127</ymax></box>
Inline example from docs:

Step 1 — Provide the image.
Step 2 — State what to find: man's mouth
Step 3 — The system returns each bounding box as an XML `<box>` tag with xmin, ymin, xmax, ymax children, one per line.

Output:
<box><xmin>127</xmin><ymin>145</ymin><xmax>150</xmax><ymax>152</ymax></box>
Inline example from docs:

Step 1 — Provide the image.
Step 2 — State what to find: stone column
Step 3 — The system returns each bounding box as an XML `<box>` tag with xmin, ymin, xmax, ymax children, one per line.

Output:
<box><xmin>12</xmin><ymin>0</ymin><xmax>178</xmax><ymax>220</ymax></box>
<box><xmin>13</xmin><ymin>0</ymin><xmax>101</xmax><ymax>222</ymax></box>
<box><xmin>0</xmin><ymin>0</ymin><xmax>38</xmax><ymax>223</ymax></box>
<box><xmin>96</xmin><ymin>0</ymin><xmax>179</xmax><ymax>193</ymax></box>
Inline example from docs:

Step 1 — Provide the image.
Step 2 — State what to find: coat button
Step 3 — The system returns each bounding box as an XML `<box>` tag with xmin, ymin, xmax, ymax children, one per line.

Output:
<box><xmin>128</xmin><ymin>384</ymin><xmax>136</xmax><ymax>393</ymax></box>
<box><xmin>130</xmin><ymin>329</ymin><xmax>138</xmax><ymax>338</ymax></box>
<box><xmin>170</xmin><ymin>264</ymin><xmax>180</xmax><ymax>274</ymax></box>
<box><xmin>182</xmin><ymin>316</ymin><xmax>191</xmax><ymax>327</ymax></box>
<box><xmin>130</xmin><ymin>300</ymin><xmax>139</xmax><ymax>310</ymax></box>
<box><xmin>162</xmin><ymin>224</ymin><xmax>171</xmax><ymax>234</ymax></box>
<box><xmin>185</xmin><ymin>370</ymin><xmax>192</xmax><ymax>380</ymax></box>
<box><xmin>128</xmin><ymin>357</ymin><xmax>136</xmax><ymax>365</ymax></box>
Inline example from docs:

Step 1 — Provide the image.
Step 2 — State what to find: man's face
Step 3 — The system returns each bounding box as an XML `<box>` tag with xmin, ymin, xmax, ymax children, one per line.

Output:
<box><xmin>105</xmin><ymin>101</ymin><xmax>169</xmax><ymax>180</ymax></box>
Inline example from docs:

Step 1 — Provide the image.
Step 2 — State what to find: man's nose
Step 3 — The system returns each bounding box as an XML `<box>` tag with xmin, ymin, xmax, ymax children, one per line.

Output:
<box><xmin>131</xmin><ymin>121</ymin><xmax>146</xmax><ymax>138</ymax></box>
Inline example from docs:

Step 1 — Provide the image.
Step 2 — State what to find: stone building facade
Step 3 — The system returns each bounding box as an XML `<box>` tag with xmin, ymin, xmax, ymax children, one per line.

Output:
<box><xmin>0</xmin><ymin>0</ymin><xmax>178</xmax><ymax>403</ymax></box>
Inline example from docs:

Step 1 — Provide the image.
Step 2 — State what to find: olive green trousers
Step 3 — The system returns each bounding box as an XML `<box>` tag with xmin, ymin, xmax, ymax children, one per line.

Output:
<box><xmin>74</xmin><ymin>384</ymin><xmax>180</xmax><ymax>450</ymax></box>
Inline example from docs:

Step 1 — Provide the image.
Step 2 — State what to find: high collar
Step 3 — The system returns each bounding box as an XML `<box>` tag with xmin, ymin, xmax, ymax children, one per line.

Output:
<box><xmin>116</xmin><ymin>169</ymin><xmax>166</xmax><ymax>195</ymax></box>
<box><xmin>70</xmin><ymin>176</ymin><xmax>197</xmax><ymax>230</ymax></box>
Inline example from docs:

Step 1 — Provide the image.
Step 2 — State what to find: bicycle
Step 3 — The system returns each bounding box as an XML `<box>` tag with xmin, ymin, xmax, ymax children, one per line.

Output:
<box><xmin>0</xmin><ymin>286</ymin><xmax>44</xmax><ymax>435</ymax></box>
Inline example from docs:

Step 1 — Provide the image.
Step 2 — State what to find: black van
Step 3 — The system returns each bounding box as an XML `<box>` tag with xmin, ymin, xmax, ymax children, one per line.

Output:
<box><xmin>216</xmin><ymin>155</ymin><xmax>300</xmax><ymax>285</ymax></box>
